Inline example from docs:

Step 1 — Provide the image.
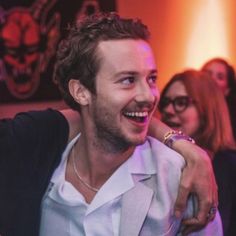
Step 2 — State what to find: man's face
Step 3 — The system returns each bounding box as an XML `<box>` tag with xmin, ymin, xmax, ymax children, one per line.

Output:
<box><xmin>88</xmin><ymin>39</ymin><xmax>159</xmax><ymax>149</ymax></box>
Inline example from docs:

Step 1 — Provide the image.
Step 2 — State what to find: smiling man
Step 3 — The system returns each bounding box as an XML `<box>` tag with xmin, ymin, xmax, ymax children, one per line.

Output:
<box><xmin>90</xmin><ymin>39</ymin><xmax>158</xmax><ymax>148</ymax></box>
<box><xmin>39</xmin><ymin>12</ymin><xmax>223</xmax><ymax>235</ymax></box>
<box><xmin>0</xmin><ymin>12</ymin><xmax>222</xmax><ymax>236</ymax></box>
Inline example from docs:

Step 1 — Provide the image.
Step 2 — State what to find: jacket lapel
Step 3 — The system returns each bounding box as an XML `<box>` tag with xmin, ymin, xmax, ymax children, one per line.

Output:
<box><xmin>119</xmin><ymin>180</ymin><xmax>153</xmax><ymax>236</ymax></box>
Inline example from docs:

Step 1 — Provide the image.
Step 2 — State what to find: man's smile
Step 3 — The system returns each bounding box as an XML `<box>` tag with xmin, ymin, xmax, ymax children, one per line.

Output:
<box><xmin>123</xmin><ymin>111</ymin><xmax>149</xmax><ymax>123</ymax></box>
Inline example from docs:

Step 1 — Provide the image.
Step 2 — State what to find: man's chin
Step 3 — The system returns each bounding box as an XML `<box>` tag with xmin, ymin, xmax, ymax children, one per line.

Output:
<box><xmin>130</xmin><ymin>136</ymin><xmax>147</xmax><ymax>146</ymax></box>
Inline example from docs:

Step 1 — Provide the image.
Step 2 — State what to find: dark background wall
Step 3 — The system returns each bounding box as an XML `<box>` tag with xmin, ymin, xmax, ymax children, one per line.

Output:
<box><xmin>0</xmin><ymin>0</ymin><xmax>116</xmax><ymax>117</ymax></box>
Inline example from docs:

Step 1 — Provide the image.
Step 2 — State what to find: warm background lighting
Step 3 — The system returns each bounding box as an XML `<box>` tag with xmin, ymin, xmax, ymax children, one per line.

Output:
<box><xmin>2</xmin><ymin>0</ymin><xmax>236</xmax><ymax>117</ymax></box>
<box><xmin>118</xmin><ymin>0</ymin><xmax>236</xmax><ymax>90</ymax></box>
<box><xmin>185</xmin><ymin>0</ymin><xmax>229</xmax><ymax>68</ymax></box>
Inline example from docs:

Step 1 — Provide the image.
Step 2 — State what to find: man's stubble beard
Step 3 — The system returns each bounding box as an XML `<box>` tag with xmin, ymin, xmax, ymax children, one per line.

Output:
<box><xmin>92</xmin><ymin>108</ymin><xmax>146</xmax><ymax>154</ymax></box>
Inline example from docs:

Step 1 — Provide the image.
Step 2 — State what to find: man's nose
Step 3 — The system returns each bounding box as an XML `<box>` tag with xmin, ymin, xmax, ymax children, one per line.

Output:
<box><xmin>135</xmin><ymin>82</ymin><xmax>158</xmax><ymax>104</ymax></box>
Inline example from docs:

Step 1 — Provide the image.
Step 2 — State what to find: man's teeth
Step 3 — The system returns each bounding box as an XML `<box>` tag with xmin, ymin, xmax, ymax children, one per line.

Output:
<box><xmin>124</xmin><ymin>111</ymin><xmax>148</xmax><ymax>117</ymax></box>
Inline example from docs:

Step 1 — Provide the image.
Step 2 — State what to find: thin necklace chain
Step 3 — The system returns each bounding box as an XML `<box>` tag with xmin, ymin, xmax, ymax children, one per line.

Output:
<box><xmin>72</xmin><ymin>147</ymin><xmax>99</xmax><ymax>192</ymax></box>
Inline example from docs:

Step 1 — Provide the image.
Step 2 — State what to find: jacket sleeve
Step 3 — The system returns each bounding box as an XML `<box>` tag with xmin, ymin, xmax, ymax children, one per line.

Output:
<box><xmin>0</xmin><ymin>109</ymin><xmax>69</xmax><ymax>173</ymax></box>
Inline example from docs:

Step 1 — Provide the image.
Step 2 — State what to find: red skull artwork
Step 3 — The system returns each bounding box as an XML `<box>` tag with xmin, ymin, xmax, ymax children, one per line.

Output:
<box><xmin>0</xmin><ymin>0</ymin><xmax>60</xmax><ymax>99</ymax></box>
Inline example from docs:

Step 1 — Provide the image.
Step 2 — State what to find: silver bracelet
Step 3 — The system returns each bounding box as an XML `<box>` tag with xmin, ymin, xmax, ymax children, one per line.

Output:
<box><xmin>163</xmin><ymin>130</ymin><xmax>195</xmax><ymax>149</ymax></box>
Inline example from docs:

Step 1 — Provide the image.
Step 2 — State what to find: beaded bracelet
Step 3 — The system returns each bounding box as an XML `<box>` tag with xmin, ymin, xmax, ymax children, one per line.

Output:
<box><xmin>163</xmin><ymin>130</ymin><xmax>195</xmax><ymax>149</ymax></box>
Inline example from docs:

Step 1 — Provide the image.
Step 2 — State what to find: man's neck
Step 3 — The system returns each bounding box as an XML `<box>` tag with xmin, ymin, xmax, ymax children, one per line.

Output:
<box><xmin>70</xmin><ymin>131</ymin><xmax>135</xmax><ymax>190</ymax></box>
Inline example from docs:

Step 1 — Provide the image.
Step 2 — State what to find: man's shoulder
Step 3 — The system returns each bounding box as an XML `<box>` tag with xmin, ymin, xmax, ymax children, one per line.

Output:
<box><xmin>135</xmin><ymin>136</ymin><xmax>186</xmax><ymax>172</ymax></box>
<box><xmin>146</xmin><ymin>136</ymin><xmax>185</xmax><ymax>166</ymax></box>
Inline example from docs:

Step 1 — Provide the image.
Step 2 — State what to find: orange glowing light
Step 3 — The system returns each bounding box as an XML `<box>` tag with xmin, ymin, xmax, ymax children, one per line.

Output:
<box><xmin>185</xmin><ymin>0</ymin><xmax>229</xmax><ymax>68</ymax></box>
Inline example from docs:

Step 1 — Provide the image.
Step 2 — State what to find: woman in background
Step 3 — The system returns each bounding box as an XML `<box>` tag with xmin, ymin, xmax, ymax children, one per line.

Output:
<box><xmin>159</xmin><ymin>69</ymin><xmax>236</xmax><ymax>236</ymax></box>
<box><xmin>201</xmin><ymin>58</ymin><xmax>236</xmax><ymax>140</ymax></box>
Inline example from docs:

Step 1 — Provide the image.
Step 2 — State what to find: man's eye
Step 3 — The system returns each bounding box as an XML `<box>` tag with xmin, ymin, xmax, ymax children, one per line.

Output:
<box><xmin>121</xmin><ymin>77</ymin><xmax>135</xmax><ymax>85</ymax></box>
<box><xmin>148</xmin><ymin>75</ymin><xmax>157</xmax><ymax>84</ymax></box>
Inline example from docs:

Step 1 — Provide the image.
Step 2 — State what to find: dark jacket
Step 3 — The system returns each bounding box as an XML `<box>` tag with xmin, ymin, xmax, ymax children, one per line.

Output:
<box><xmin>213</xmin><ymin>149</ymin><xmax>236</xmax><ymax>236</ymax></box>
<box><xmin>0</xmin><ymin>109</ymin><xmax>69</xmax><ymax>236</ymax></box>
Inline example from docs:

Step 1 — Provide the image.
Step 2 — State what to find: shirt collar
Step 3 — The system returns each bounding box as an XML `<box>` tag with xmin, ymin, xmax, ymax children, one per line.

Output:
<box><xmin>49</xmin><ymin>134</ymin><xmax>156</xmax><ymax>213</ymax></box>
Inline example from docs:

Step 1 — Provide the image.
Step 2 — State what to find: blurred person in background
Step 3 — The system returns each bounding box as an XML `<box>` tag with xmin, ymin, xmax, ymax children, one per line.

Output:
<box><xmin>159</xmin><ymin>69</ymin><xmax>236</xmax><ymax>236</ymax></box>
<box><xmin>201</xmin><ymin>58</ymin><xmax>236</xmax><ymax>140</ymax></box>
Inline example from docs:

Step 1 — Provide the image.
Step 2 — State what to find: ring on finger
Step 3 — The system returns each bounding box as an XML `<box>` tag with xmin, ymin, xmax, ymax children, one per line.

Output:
<box><xmin>207</xmin><ymin>206</ymin><xmax>217</xmax><ymax>218</ymax></box>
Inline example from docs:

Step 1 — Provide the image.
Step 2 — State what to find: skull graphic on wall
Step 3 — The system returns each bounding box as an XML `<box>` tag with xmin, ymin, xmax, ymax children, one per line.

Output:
<box><xmin>0</xmin><ymin>0</ymin><xmax>60</xmax><ymax>99</ymax></box>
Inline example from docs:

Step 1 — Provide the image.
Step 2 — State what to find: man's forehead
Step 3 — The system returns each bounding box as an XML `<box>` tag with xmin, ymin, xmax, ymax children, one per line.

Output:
<box><xmin>97</xmin><ymin>39</ymin><xmax>155</xmax><ymax>64</ymax></box>
<box><xmin>95</xmin><ymin>39</ymin><xmax>157</xmax><ymax>81</ymax></box>
<box><xmin>97</xmin><ymin>38</ymin><xmax>150</xmax><ymax>50</ymax></box>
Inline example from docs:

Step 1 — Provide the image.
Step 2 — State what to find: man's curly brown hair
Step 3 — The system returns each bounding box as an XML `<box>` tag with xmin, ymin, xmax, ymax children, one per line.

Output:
<box><xmin>53</xmin><ymin>12</ymin><xmax>150</xmax><ymax>111</ymax></box>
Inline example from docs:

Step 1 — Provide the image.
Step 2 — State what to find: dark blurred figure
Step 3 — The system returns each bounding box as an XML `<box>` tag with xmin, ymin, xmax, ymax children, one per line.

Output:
<box><xmin>201</xmin><ymin>58</ymin><xmax>236</xmax><ymax>140</ymax></box>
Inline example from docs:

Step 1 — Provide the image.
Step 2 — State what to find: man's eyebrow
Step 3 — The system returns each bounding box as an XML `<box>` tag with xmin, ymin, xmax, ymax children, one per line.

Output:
<box><xmin>114</xmin><ymin>71</ymin><xmax>138</xmax><ymax>77</ymax></box>
<box><xmin>114</xmin><ymin>69</ymin><xmax>158</xmax><ymax>77</ymax></box>
<box><xmin>149</xmin><ymin>69</ymin><xmax>158</xmax><ymax>74</ymax></box>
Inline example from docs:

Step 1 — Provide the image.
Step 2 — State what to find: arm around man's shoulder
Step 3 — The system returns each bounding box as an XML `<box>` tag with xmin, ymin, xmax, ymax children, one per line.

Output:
<box><xmin>147</xmin><ymin>137</ymin><xmax>223</xmax><ymax>236</ymax></box>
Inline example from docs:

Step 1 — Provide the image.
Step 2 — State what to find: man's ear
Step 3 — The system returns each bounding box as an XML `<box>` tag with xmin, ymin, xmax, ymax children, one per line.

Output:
<box><xmin>68</xmin><ymin>79</ymin><xmax>91</xmax><ymax>106</ymax></box>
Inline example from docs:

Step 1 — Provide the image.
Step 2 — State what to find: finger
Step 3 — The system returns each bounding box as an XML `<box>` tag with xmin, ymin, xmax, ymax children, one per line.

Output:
<box><xmin>194</xmin><ymin>198</ymin><xmax>212</xmax><ymax>225</ymax></box>
<box><xmin>193</xmin><ymin>175</ymin><xmax>218</xmax><ymax>223</ymax></box>
<box><xmin>174</xmin><ymin>184</ymin><xmax>189</xmax><ymax>218</ymax></box>
<box><xmin>182</xmin><ymin>217</ymin><xmax>206</xmax><ymax>235</ymax></box>
<box><xmin>182</xmin><ymin>205</ymin><xmax>218</xmax><ymax>235</ymax></box>
<box><xmin>182</xmin><ymin>216</ymin><xmax>207</xmax><ymax>227</ymax></box>
<box><xmin>181</xmin><ymin>194</ymin><xmax>212</xmax><ymax>234</ymax></box>
<box><xmin>193</xmin><ymin>175</ymin><xmax>214</xmax><ymax>223</ymax></box>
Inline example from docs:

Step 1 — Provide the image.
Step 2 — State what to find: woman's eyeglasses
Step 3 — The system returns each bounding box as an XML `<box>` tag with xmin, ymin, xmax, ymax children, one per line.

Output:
<box><xmin>158</xmin><ymin>96</ymin><xmax>195</xmax><ymax>113</ymax></box>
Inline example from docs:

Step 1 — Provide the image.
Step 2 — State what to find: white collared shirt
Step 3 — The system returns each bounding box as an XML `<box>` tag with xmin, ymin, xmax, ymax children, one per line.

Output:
<box><xmin>39</xmin><ymin>134</ymin><xmax>156</xmax><ymax>236</ymax></box>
